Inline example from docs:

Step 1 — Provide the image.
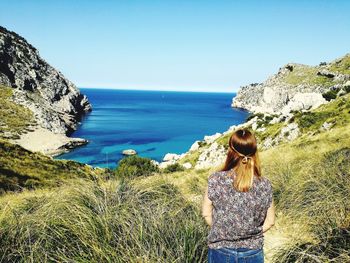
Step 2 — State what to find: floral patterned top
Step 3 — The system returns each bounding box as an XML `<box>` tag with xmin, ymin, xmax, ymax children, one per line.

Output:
<box><xmin>207</xmin><ymin>169</ymin><xmax>273</xmax><ymax>249</ymax></box>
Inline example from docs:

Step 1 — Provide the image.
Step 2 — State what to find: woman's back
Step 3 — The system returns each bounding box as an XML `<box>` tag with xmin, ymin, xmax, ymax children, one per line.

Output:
<box><xmin>207</xmin><ymin>169</ymin><xmax>273</xmax><ymax>250</ymax></box>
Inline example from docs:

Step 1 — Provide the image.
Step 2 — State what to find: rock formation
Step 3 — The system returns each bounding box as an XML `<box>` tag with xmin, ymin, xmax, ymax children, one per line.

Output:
<box><xmin>122</xmin><ymin>149</ymin><xmax>137</xmax><ymax>155</ymax></box>
<box><xmin>232</xmin><ymin>55</ymin><xmax>350</xmax><ymax>114</ymax></box>
<box><xmin>0</xmin><ymin>26</ymin><xmax>91</xmax><ymax>135</ymax></box>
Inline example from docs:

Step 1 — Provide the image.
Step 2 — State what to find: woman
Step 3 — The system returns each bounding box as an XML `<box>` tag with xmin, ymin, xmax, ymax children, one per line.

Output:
<box><xmin>202</xmin><ymin>128</ymin><xmax>275</xmax><ymax>263</ymax></box>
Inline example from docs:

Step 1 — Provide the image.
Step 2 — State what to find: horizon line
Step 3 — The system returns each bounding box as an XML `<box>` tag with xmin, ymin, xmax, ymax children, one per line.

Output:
<box><xmin>78</xmin><ymin>86</ymin><xmax>238</xmax><ymax>94</ymax></box>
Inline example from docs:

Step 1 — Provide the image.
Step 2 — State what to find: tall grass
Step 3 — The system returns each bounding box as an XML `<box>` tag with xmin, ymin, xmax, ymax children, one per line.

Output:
<box><xmin>271</xmin><ymin>147</ymin><xmax>350</xmax><ymax>262</ymax></box>
<box><xmin>260</xmin><ymin>121</ymin><xmax>350</xmax><ymax>262</ymax></box>
<box><xmin>0</xmin><ymin>178</ymin><xmax>208</xmax><ymax>262</ymax></box>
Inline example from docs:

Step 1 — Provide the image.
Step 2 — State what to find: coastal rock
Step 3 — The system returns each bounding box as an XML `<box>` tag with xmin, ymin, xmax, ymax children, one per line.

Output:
<box><xmin>256</xmin><ymin>127</ymin><xmax>266</xmax><ymax>132</ymax></box>
<box><xmin>189</xmin><ymin>140</ymin><xmax>201</xmax><ymax>152</ymax></box>
<box><xmin>261</xmin><ymin>123</ymin><xmax>300</xmax><ymax>150</ymax></box>
<box><xmin>195</xmin><ymin>142</ymin><xmax>226</xmax><ymax>170</ymax></box>
<box><xmin>159</xmin><ymin>160</ymin><xmax>176</xmax><ymax>169</ymax></box>
<box><xmin>279</xmin><ymin>123</ymin><xmax>300</xmax><ymax>141</ymax></box>
<box><xmin>122</xmin><ymin>149</ymin><xmax>137</xmax><ymax>155</ymax></box>
<box><xmin>0</xmin><ymin>26</ymin><xmax>91</xmax><ymax>135</ymax></box>
<box><xmin>280</xmin><ymin>92</ymin><xmax>327</xmax><ymax>115</ymax></box>
<box><xmin>158</xmin><ymin>152</ymin><xmax>187</xmax><ymax>168</ymax></box>
<box><xmin>163</xmin><ymin>153</ymin><xmax>181</xmax><ymax>161</ymax></box>
<box><xmin>204</xmin><ymin>132</ymin><xmax>222</xmax><ymax>143</ymax></box>
<box><xmin>151</xmin><ymin>160</ymin><xmax>160</xmax><ymax>166</ymax></box>
<box><xmin>182</xmin><ymin>162</ymin><xmax>192</xmax><ymax>169</ymax></box>
<box><xmin>320</xmin><ymin>121</ymin><xmax>334</xmax><ymax>131</ymax></box>
<box><xmin>232</xmin><ymin>55</ymin><xmax>350</xmax><ymax>114</ymax></box>
<box><xmin>223</xmin><ymin>125</ymin><xmax>238</xmax><ymax>135</ymax></box>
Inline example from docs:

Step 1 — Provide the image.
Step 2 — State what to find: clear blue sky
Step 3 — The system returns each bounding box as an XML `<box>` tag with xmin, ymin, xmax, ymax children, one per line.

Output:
<box><xmin>1</xmin><ymin>0</ymin><xmax>349</xmax><ymax>92</ymax></box>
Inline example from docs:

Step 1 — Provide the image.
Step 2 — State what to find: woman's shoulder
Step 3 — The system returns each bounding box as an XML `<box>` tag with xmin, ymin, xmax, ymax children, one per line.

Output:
<box><xmin>256</xmin><ymin>176</ymin><xmax>273</xmax><ymax>191</ymax></box>
<box><xmin>208</xmin><ymin>170</ymin><xmax>226</xmax><ymax>182</ymax></box>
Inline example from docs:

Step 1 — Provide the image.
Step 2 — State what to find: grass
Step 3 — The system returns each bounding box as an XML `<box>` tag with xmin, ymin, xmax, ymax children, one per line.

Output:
<box><xmin>329</xmin><ymin>54</ymin><xmax>350</xmax><ymax>75</ymax></box>
<box><xmin>0</xmin><ymin>70</ymin><xmax>350</xmax><ymax>261</ymax></box>
<box><xmin>0</xmin><ymin>178</ymin><xmax>208</xmax><ymax>262</ymax></box>
<box><xmin>0</xmin><ymin>139</ymin><xmax>107</xmax><ymax>193</ymax></box>
<box><xmin>259</xmin><ymin>114</ymin><xmax>350</xmax><ymax>262</ymax></box>
<box><xmin>178</xmin><ymin>150</ymin><xmax>201</xmax><ymax>167</ymax></box>
<box><xmin>0</xmin><ymin>86</ymin><xmax>36</xmax><ymax>139</ymax></box>
<box><xmin>291</xmin><ymin>93</ymin><xmax>350</xmax><ymax>133</ymax></box>
<box><xmin>282</xmin><ymin>54</ymin><xmax>350</xmax><ymax>87</ymax></box>
<box><xmin>282</xmin><ymin>65</ymin><xmax>335</xmax><ymax>87</ymax></box>
<box><xmin>0</xmin><ymin>113</ymin><xmax>349</xmax><ymax>261</ymax></box>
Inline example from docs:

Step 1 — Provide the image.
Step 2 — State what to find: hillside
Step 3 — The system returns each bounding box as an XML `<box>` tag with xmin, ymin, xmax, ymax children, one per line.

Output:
<box><xmin>0</xmin><ymin>54</ymin><xmax>349</xmax><ymax>262</ymax></box>
<box><xmin>1</xmin><ymin>92</ymin><xmax>349</xmax><ymax>262</ymax></box>
<box><xmin>0</xmin><ymin>26</ymin><xmax>91</xmax><ymax>135</ymax></box>
<box><xmin>232</xmin><ymin>54</ymin><xmax>350</xmax><ymax>115</ymax></box>
<box><xmin>0</xmin><ymin>26</ymin><xmax>93</xmax><ymax>155</ymax></box>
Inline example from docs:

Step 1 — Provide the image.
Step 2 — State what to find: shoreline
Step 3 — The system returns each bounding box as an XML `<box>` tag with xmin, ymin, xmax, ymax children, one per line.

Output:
<box><xmin>11</xmin><ymin>127</ymin><xmax>88</xmax><ymax>157</ymax></box>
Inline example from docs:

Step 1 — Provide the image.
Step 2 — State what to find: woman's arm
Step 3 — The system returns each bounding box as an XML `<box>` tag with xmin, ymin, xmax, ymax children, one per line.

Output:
<box><xmin>262</xmin><ymin>199</ymin><xmax>275</xmax><ymax>233</ymax></box>
<box><xmin>202</xmin><ymin>186</ymin><xmax>213</xmax><ymax>227</ymax></box>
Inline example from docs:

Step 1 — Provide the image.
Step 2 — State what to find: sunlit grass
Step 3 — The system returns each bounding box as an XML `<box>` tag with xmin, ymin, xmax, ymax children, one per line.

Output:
<box><xmin>0</xmin><ymin>86</ymin><xmax>36</xmax><ymax>140</ymax></box>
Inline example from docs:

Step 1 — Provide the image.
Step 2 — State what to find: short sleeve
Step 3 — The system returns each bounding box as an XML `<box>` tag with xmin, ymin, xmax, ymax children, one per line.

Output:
<box><xmin>207</xmin><ymin>172</ymin><xmax>219</xmax><ymax>202</ymax></box>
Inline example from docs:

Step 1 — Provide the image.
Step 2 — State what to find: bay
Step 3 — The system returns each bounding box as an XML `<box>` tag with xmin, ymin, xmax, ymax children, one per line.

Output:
<box><xmin>55</xmin><ymin>88</ymin><xmax>249</xmax><ymax>168</ymax></box>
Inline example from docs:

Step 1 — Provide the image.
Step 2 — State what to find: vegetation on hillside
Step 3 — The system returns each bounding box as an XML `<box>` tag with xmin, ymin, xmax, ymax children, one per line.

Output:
<box><xmin>279</xmin><ymin>54</ymin><xmax>350</xmax><ymax>87</ymax></box>
<box><xmin>0</xmin><ymin>178</ymin><xmax>208</xmax><ymax>262</ymax></box>
<box><xmin>329</xmin><ymin>54</ymin><xmax>350</xmax><ymax>75</ymax></box>
<box><xmin>0</xmin><ymin>63</ymin><xmax>350</xmax><ymax>261</ymax></box>
<box><xmin>114</xmin><ymin>155</ymin><xmax>159</xmax><ymax>179</ymax></box>
<box><xmin>291</xmin><ymin>93</ymin><xmax>350</xmax><ymax>134</ymax></box>
<box><xmin>262</xmin><ymin>120</ymin><xmax>350</xmax><ymax>262</ymax></box>
<box><xmin>0</xmin><ymin>139</ymin><xmax>106</xmax><ymax>193</ymax></box>
<box><xmin>282</xmin><ymin>65</ymin><xmax>335</xmax><ymax>87</ymax></box>
<box><xmin>0</xmin><ymin>86</ymin><xmax>36</xmax><ymax>140</ymax></box>
<box><xmin>1</xmin><ymin>106</ymin><xmax>349</xmax><ymax>262</ymax></box>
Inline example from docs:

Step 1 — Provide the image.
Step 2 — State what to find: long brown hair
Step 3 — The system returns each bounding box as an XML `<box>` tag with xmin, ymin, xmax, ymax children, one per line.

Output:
<box><xmin>220</xmin><ymin>128</ymin><xmax>261</xmax><ymax>192</ymax></box>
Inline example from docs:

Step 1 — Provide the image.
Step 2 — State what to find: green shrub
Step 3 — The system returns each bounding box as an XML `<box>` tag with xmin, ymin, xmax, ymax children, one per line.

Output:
<box><xmin>197</xmin><ymin>141</ymin><xmax>207</xmax><ymax>147</ymax></box>
<box><xmin>245</xmin><ymin>112</ymin><xmax>264</xmax><ymax>122</ymax></box>
<box><xmin>162</xmin><ymin>163</ymin><xmax>185</xmax><ymax>173</ymax></box>
<box><xmin>296</xmin><ymin>111</ymin><xmax>333</xmax><ymax>130</ymax></box>
<box><xmin>115</xmin><ymin>155</ymin><xmax>159</xmax><ymax>179</ymax></box>
<box><xmin>344</xmin><ymin>85</ymin><xmax>350</xmax><ymax>94</ymax></box>
<box><xmin>322</xmin><ymin>88</ymin><xmax>339</xmax><ymax>101</ymax></box>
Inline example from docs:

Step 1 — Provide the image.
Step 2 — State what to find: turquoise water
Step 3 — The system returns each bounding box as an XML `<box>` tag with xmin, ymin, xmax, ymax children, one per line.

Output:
<box><xmin>55</xmin><ymin>88</ymin><xmax>249</xmax><ymax>168</ymax></box>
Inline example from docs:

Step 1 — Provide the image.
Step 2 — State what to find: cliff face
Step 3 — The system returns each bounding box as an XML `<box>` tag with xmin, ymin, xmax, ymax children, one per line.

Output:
<box><xmin>0</xmin><ymin>26</ymin><xmax>91</xmax><ymax>135</ymax></box>
<box><xmin>232</xmin><ymin>54</ymin><xmax>350</xmax><ymax>114</ymax></box>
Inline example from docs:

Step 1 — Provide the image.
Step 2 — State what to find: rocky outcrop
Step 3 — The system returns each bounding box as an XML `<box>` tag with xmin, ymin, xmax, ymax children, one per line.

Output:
<box><xmin>0</xmin><ymin>26</ymin><xmax>91</xmax><ymax>135</ymax></box>
<box><xmin>194</xmin><ymin>142</ymin><xmax>226</xmax><ymax>170</ymax></box>
<box><xmin>232</xmin><ymin>55</ymin><xmax>350</xmax><ymax>114</ymax></box>
<box><xmin>158</xmin><ymin>153</ymin><xmax>187</xmax><ymax>168</ymax></box>
<box><xmin>122</xmin><ymin>149</ymin><xmax>137</xmax><ymax>155</ymax></box>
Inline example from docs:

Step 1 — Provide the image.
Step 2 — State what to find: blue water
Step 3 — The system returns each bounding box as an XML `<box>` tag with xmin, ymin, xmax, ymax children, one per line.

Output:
<box><xmin>55</xmin><ymin>88</ymin><xmax>249</xmax><ymax>168</ymax></box>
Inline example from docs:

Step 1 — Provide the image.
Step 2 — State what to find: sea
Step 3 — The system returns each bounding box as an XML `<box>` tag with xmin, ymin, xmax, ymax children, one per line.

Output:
<box><xmin>55</xmin><ymin>88</ymin><xmax>250</xmax><ymax>168</ymax></box>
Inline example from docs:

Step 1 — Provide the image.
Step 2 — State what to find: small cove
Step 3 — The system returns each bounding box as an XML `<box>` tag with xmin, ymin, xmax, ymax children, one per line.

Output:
<box><xmin>55</xmin><ymin>88</ymin><xmax>250</xmax><ymax>168</ymax></box>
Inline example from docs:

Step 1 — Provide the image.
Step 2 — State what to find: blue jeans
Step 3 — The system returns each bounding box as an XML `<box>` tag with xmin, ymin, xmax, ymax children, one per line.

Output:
<box><xmin>208</xmin><ymin>247</ymin><xmax>264</xmax><ymax>263</ymax></box>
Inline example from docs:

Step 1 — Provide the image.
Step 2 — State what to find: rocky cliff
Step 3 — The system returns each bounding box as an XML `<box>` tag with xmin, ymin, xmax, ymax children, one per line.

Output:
<box><xmin>232</xmin><ymin>54</ymin><xmax>350</xmax><ymax>114</ymax></box>
<box><xmin>0</xmin><ymin>26</ymin><xmax>91</xmax><ymax>135</ymax></box>
<box><xmin>158</xmin><ymin>53</ymin><xmax>350</xmax><ymax>170</ymax></box>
